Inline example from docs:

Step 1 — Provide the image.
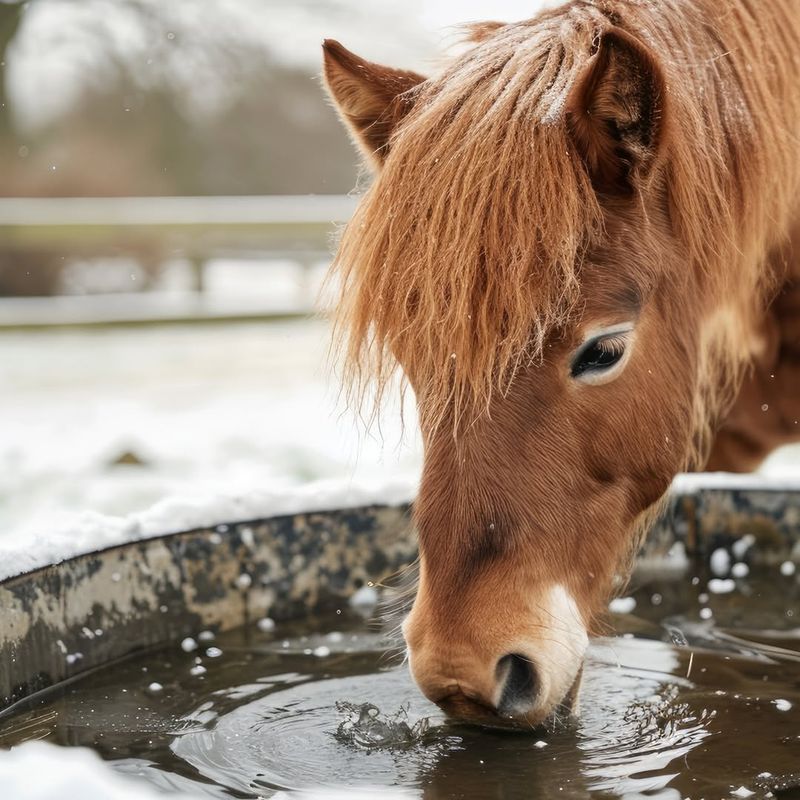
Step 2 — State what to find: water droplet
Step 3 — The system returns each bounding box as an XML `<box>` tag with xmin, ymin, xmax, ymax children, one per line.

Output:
<box><xmin>180</xmin><ymin>637</ymin><xmax>197</xmax><ymax>653</ymax></box>
<box><xmin>205</xmin><ymin>647</ymin><xmax>223</xmax><ymax>658</ymax></box>
<box><xmin>667</xmin><ymin>626</ymin><xmax>688</xmax><ymax>647</ymax></box>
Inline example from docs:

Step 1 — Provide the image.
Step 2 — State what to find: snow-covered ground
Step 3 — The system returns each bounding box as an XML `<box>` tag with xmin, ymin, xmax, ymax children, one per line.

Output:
<box><xmin>0</xmin><ymin>316</ymin><xmax>421</xmax><ymax>578</ymax></box>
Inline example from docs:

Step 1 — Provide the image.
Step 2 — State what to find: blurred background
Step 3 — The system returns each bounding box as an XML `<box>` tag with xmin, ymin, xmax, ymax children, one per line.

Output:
<box><xmin>0</xmin><ymin>0</ymin><xmax>555</xmax><ymax>541</ymax></box>
<box><xmin>1</xmin><ymin>0</ymin><xmax>796</xmax><ymax>544</ymax></box>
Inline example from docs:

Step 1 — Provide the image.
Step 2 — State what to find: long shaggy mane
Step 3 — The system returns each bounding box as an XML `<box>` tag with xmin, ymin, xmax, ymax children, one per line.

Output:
<box><xmin>330</xmin><ymin>0</ymin><xmax>800</xmax><ymax>441</ymax></box>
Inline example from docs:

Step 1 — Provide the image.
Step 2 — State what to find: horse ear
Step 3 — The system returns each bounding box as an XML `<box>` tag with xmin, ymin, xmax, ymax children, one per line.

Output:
<box><xmin>566</xmin><ymin>28</ymin><xmax>667</xmax><ymax>195</ymax></box>
<box><xmin>322</xmin><ymin>39</ymin><xmax>426</xmax><ymax>168</ymax></box>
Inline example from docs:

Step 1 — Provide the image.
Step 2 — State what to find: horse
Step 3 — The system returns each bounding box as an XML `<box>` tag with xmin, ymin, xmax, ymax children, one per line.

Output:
<box><xmin>322</xmin><ymin>0</ymin><xmax>800</xmax><ymax>728</ymax></box>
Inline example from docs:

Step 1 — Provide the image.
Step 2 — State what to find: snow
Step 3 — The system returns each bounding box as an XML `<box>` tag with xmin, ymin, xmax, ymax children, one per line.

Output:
<box><xmin>609</xmin><ymin>597</ymin><xmax>637</xmax><ymax>614</ymax></box>
<box><xmin>0</xmin><ymin>742</ymin><xmax>200</xmax><ymax>800</ymax></box>
<box><xmin>0</xmin><ymin>319</ymin><xmax>419</xmax><ymax>581</ymax></box>
<box><xmin>709</xmin><ymin>548</ymin><xmax>731</xmax><ymax>577</ymax></box>
<box><xmin>708</xmin><ymin>579</ymin><xmax>736</xmax><ymax>595</ymax></box>
<box><xmin>0</xmin><ymin>474</ymin><xmax>417</xmax><ymax>581</ymax></box>
<box><xmin>671</xmin><ymin>469</ymin><xmax>800</xmax><ymax>494</ymax></box>
<box><xmin>0</xmin><ymin>740</ymin><xmax>420</xmax><ymax>800</ymax></box>
<box><xmin>257</xmin><ymin>616</ymin><xmax>276</xmax><ymax>632</ymax></box>
<box><xmin>731</xmin><ymin>562</ymin><xmax>750</xmax><ymax>578</ymax></box>
<box><xmin>350</xmin><ymin>585</ymin><xmax>380</xmax><ymax>610</ymax></box>
<box><xmin>732</xmin><ymin>534</ymin><xmax>756</xmax><ymax>560</ymax></box>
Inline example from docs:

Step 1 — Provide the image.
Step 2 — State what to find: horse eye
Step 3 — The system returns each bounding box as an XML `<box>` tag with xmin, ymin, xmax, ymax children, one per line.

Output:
<box><xmin>571</xmin><ymin>334</ymin><xmax>627</xmax><ymax>379</ymax></box>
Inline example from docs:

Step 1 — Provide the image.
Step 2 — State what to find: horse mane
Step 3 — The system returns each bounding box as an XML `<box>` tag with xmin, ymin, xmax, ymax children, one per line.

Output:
<box><xmin>329</xmin><ymin>0</ymin><xmax>800</xmax><ymax>438</ymax></box>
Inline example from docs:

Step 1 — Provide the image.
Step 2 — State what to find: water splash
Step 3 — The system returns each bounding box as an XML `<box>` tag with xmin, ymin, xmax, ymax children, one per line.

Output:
<box><xmin>333</xmin><ymin>702</ymin><xmax>429</xmax><ymax>750</ymax></box>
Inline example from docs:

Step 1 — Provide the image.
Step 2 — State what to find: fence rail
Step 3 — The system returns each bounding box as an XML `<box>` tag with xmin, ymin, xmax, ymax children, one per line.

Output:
<box><xmin>0</xmin><ymin>195</ymin><xmax>358</xmax><ymax>329</ymax></box>
<box><xmin>0</xmin><ymin>194</ymin><xmax>357</xmax><ymax>246</ymax></box>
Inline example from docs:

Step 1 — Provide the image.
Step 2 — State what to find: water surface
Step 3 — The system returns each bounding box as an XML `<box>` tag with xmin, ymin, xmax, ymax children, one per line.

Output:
<box><xmin>2</xmin><ymin>569</ymin><xmax>800</xmax><ymax>799</ymax></box>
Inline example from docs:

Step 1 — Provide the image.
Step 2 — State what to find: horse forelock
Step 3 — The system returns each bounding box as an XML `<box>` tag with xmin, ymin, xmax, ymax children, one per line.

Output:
<box><xmin>331</xmin><ymin>15</ymin><xmax>606</xmax><ymax>432</ymax></box>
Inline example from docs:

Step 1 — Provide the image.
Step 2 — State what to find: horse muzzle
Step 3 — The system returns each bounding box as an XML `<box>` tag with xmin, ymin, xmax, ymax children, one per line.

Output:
<box><xmin>402</xmin><ymin>583</ymin><xmax>589</xmax><ymax>729</ymax></box>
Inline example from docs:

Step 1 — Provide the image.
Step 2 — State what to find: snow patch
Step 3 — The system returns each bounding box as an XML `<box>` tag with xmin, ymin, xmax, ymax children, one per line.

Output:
<box><xmin>0</xmin><ymin>741</ymin><xmax>200</xmax><ymax>800</ymax></box>
<box><xmin>709</xmin><ymin>548</ymin><xmax>731</xmax><ymax>577</ymax></box>
<box><xmin>708</xmin><ymin>579</ymin><xmax>736</xmax><ymax>595</ymax></box>
<box><xmin>780</xmin><ymin>561</ymin><xmax>797</xmax><ymax>577</ymax></box>
<box><xmin>608</xmin><ymin>597</ymin><xmax>637</xmax><ymax>614</ymax></box>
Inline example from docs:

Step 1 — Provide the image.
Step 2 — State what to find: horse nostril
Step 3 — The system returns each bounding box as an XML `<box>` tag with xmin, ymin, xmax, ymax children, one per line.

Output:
<box><xmin>496</xmin><ymin>653</ymin><xmax>538</xmax><ymax>717</ymax></box>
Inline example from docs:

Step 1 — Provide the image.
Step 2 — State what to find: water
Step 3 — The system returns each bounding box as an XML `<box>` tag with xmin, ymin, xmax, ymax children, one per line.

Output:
<box><xmin>1</xmin><ymin>570</ymin><xmax>800</xmax><ymax>800</ymax></box>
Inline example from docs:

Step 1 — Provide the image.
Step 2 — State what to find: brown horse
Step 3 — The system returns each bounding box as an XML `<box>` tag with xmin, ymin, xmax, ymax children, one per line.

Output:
<box><xmin>322</xmin><ymin>0</ymin><xmax>800</xmax><ymax>728</ymax></box>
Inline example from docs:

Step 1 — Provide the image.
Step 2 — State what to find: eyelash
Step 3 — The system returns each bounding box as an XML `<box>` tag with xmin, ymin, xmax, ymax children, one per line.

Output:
<box><xmin>594</xmin><ymin>335</ymin><xmax>627</xmax><ymax>357</ymax></box>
